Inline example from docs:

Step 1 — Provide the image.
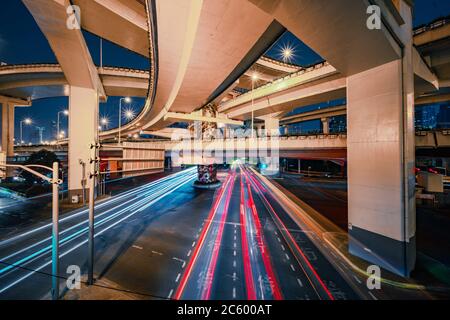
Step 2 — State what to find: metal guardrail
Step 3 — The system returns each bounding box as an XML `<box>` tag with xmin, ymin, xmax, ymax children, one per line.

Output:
<box><xmin>413</xmin><ymin>16</ymin><xmax>449</xmax><ymax>36</ymax></box>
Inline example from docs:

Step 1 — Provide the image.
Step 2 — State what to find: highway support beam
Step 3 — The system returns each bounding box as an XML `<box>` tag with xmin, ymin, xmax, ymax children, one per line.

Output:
<box><xmin>347</xmin><ymin>1</ymin><xmax>416</xmax><ymax>277</ymax></box>
<box><xmin>22</xmin><ymin>0</ymin><xmax>105</xmax><ymax>202</ymax></box>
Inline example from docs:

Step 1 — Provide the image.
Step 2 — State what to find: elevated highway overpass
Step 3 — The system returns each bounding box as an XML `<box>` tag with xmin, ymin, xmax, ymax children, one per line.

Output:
<box><xmin>2</xmin><ymin>0</ymin><xmax>449</xmax><ymax>277</ymax></box>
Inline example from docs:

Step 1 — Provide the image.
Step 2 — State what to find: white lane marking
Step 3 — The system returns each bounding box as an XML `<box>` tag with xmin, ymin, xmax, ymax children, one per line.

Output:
<box><xmin>233</xmin><ymin>243</ymin><xmax>236</xmax><ymax>248</ymax></box>
<box><xmin>258</xmin><ymin>275</ymin><xmax>265</xmax><ymax>300</ymax></box>
<box><xmin>187</xmin><ymin>250</ymin><xmax>192</xmax><ymax>257</ymax></box>
<box><xmin>192</xmin><ymin>241</ymin><xmax>196</xmax><ymax>247</ymax></box>
<box><xmin>168</xmin><ymin>289</ymin><xmax>174</xmax><ymax>299</ymax></box>
<box><xmin>290</xmin><ymin>264</ymin><xmax>295</xmax><ymax>272</ymax></box>
<box><xmin>281</xmin><ymin>244</ymin><xmax>286</xmax><ymax>251</ymax></box>
<box><xmin>353</xmin><ymin>275</ymin><xmax>362</xmax><ymax>284</ymax></box>
<box><xmin>297</xmin><ymin>278</ymin><xmax>303</xmax><ymax>287</ymax></box>
<box><xmin>172</xmin><ymin>257</ymin><xmax>185</xmax><ymax>263</ymax></box>
<box><xmin>132</xmin><ymin>245</ymin><xmax>143</xmax><ymax>250</ymax></box>
<box><xmin>232</xmin><ymin>287</ymin><xmax>236</xmax><ymax>299</ymax></box>
<box><xmin>233</xmin><ymin>272</ymin><xmax>237</xmax><ymax>281</ymax></box>
<box><xmin>368</xmin><ymin>292</ymin><xmax>378</xmax><ymax>300</ymax></box>
<box><xmin>285</xmin><ymin>253</ymin><xmax>290</xmax><ymax>260</ymax></box>
<box><xmin>175</xmin><ymin>273</ymin><xmax>181</xmax><ymax>282</ymax></box>
<box><xmin>151</xmin><ymin>250</ymin><xmax>163</xmax><ymax>255</ymax></box>
<box><xmin>233</xmin><ymin>260</ymin><xmax>236</xmax><ymax>268</ymax></box>
<box><xmin>234</xmin><ymin>236</ymin><xmax>236</xmax><ymax>241</ymax></box>
<box><xmin>277</xmin><ymin>237</ymin><xmax>281</xmax><ymax>243</ymax></box>
<box><xmin>182</xmin><ymin>261</ymin><xmax>186</xmax><ymax>268</ymax></box>
<box><xmin>233</xmin><ymin>250</ymin><xmax>236</xmax><ymax>256</ymax></box>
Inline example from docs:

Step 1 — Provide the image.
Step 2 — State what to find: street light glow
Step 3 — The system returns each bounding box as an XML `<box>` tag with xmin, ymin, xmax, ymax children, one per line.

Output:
<box><xmin>123</xmin><ymin>108</ymin><xmax>136</xmax><ymax>120</ymax></box>
<box><xmin>24</xmin><ymin>118</ymin><xmax>32</xmax><ymax>125</ymax></box>
<box><xmin>280</xmin><ymin>44</ymin><xmax>295</xmax><ymax>63</ymax></box>
<box><xmin>124</xmin><ymin>97</ymin><xmax>132</xmax><ymax>103</ymax></box>
<box><xmin>63</xmin><ymin>110</ymin><xmax>69</xmax><ymax>116</ymax></box>
<box><xmin>251</xmin><ymin>72</ymin><xmax>259</xmax><ymax>81</ymax></box>
<box><xmin>100</xmin><ymin>117</ymin><xmax>109</xmax><ymax>125</ymax></box>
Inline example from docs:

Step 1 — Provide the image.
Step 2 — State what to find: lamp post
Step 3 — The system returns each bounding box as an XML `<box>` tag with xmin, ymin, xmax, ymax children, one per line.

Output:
<box><xmin>20</xmin><ymin>118</ymin><xmax>32</xmax><ymax>145</ymax></box>
<box><xmin>118</xmin><ymin>97</ymin><xmax>131</xmax><ymax>144</ymax></box>
<box><xmin>57</xmin><ymin>109</ymin><xmax>69</xmax><ymax>141</ymax></box>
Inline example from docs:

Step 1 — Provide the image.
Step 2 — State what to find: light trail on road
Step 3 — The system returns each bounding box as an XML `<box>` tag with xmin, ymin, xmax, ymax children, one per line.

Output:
<box><xmin>0</xmin><ymin>168</ymin><xmax>197</xmax><ymax>247</ymax></box>
<box><xmin>242</xmin><ymin>166</ymin><xmax>334</xmax><ymax>300</ymax></box>
<box><xmin>202</xmin><ymin>171</ymin><xmax>236</xmax><ymax>300</ymax></box>
<box><xmin>174</xmin><ymin>173</ymin><xmax>233</xmax><ymax>300</ymax></box>
<box><xmin>0</xmin><ymin>168</ymin><xmax>197</xmax><ymax>295</ymax></box>
<box><xmin>239</xmin><ymin>174</ymin><xmax>256</xmax><ymax>300</ymax></box>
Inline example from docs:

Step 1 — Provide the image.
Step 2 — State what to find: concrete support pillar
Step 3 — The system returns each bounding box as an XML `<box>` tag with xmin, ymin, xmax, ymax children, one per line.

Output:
<box><xmin>68</xmin><ymin>86</ymin><xmax>99</xmax><ymax>201</ymax></box>
<box><xmin>1</xmin><ymin>102</ymin><xmax>14</xmax><ymax>157</ymax></box>
<box><xmin>1</xmin><ymin>102</ymin><xmax>15</xmax><ymax>177</ymax></box>
<box><xmin>260</xmin><ymin>156</ymin><xmax>279</xmax><ymax>176</ymax></box>
<box><xmin>264</xmin><ymin>117</ymin><xmax>279</xmax><ymax>136</ymax></box>
<box><xmin>321</xmin><ymin>117</ymin><xmax>329</xmax><ymax>134</ymax></box>
<box><xmin>347</xmin><ymin>55</ymin><xmax>415</xmax><ymax>276</ymax></box>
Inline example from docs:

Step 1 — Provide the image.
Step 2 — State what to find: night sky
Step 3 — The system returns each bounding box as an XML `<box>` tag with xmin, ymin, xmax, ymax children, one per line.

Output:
<box><xmin>0</xmin><ymin>0</ymin><xmax>449</xmax><ymax>143</ymax></box>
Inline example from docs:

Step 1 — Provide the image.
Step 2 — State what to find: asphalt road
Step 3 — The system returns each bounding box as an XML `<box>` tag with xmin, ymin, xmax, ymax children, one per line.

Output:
<box><xmin>175</xmin><ymin>166</ymin><xmax>359</xmax><ymax>300</ymax></box>
<box><xmin>0</xmin><ymin>165</ymin><xmax>362</xmax><ymax>300</ymax></box>
<box><xmin>0</xmin><ymin>167</ymin><xmax>200</xmax><ymax>299</ymax></box>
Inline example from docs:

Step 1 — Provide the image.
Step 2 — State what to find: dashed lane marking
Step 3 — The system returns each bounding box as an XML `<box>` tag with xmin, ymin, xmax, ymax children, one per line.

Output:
<box><xmin>132</xmin><ymin>245</ymin><xmax>143</xmax><ymax>250</ymax></box>
<box><xmin>168</xmin><ymin>289</ymin><xmax>174</xmax><ymax>299</ymax></box>
<box><xmin>290</xmin><ymin>264</ymin><xmax>295</xmax><ymax>272</ymax></box>
<box><xmin>172</xmin><ymin>257</ymin><xmax>185</xmax><ymax>263</ymax></box>
<box><xmin>175</xmin><ymin>273</ymin><xmax>181</xmax><ymax>282</ymax></box>
<box><xmin>353</xmin><ymin>276</ymin><xmax>362</xmax><ymax>284</ymax></box>
<box><xmin>297</xmin><ymin>278</ymin><xmax>303</xmax><ymax>287</ymax></box>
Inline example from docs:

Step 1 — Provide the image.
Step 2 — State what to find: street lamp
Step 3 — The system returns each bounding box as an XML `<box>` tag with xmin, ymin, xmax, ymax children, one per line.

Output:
<box><xmin>57</xmin><ymin>109</ymin><xmax>69</xmax><ymax>140</ymax></box>
<box><xmin>251</xmin><ymin>73</ymin><xmax>258</xmax><ymax>138</ymax></box>
<box><xmin>100</xmin><ymin>117</ymin><xmax>109</xmax><ymax>131</ymax></box>
<box><xmin>118</xmin><ymin>97</ymin><xmax>132</xmax><ymax>144</ymax></box>
<box><xmin>20</xmin><ymin>118</ymin><xmax>32</xmax><ymax>145</ymax></box>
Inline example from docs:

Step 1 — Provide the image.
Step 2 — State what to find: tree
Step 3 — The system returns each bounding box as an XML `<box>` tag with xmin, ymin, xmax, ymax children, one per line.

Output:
<box><xmin>21</xmin><ymin>149</ymin><xmax>60</xmax><ymax>183</ymax></box>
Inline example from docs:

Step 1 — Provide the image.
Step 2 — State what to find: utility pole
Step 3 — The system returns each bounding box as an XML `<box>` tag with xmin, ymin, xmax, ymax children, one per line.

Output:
<box><xmin>87</xmin><ymin>141</ymin><xmax>100</xmax><ymax>285</ymax></box>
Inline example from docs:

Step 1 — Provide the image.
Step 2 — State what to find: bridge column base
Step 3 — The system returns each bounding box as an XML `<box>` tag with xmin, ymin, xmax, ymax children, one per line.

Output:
<box><xmin>193</xmin><ymin>164</ymin><xmax>221</xmax><ymax>189</ymax></box>
<box><xmin>259</xmin><ymin>157</ymin><xmax>279</xmax><ymax>176</ymax></box>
